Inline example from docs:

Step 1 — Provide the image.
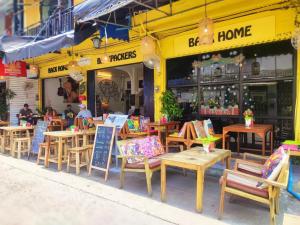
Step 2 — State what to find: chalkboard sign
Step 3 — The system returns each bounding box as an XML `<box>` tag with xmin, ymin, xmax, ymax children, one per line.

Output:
<box><xmin>31</xmin><ymin>120</ymin><xmax>48</xmax><ymax>154</ymax></box>
<box><xmin>89</xmin><ymin>124</ymin><xmax>116</xmax><ymax>181</ymax></box>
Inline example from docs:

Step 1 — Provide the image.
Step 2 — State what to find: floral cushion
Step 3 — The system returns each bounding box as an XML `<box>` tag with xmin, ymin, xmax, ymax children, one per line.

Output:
<box><xmin>117</xmin><ymin>136</ymin><xmax>164</xmax><ymax>163</ymax></box>
<box><xmin>203</xmin><ymin>119</ymin><xmax>215</xmax><ymax>137</ymax></box>
<box><xmin>259</xmin><ymin>146</ymin><xmax>287</xmax><ymax>188</ymax></box>
<box><xmin>192</xmin><ymin>120</ymin><xmax>207</xmax><ymax>138</ymax></box>
<box><xmin>261</xmin><ymin>147</ymin><xmax>286</xmax><ymax>179</ymax></box>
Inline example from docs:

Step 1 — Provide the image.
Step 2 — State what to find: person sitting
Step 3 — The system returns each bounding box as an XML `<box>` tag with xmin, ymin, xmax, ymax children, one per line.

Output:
<box><xmin>76</xmin><ymin>104</ymin><xmax>92</xmax><ymax>119</ymax></box>
<box><xmin>44</xmin><ymin>107</ymin><xmax>57</xmax><ymax>122</ymax></box>
<box><xmin>19</xmin><ymin>103</ymin><xmax>33</xmax><ymax>124</ymax></box>
<box><xmin>64</xmin><ymin>104</ymin><xmax>75</xmax><ymax>127</ymax></box>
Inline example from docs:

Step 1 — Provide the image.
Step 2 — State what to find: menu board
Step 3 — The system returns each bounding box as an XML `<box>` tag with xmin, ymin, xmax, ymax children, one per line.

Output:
<box><xmin>104</xmin><ymin>114</ymin><xmax>128</xmax><ymax>131</ymax></box>
<box><xmin>31</xmin><ymin>120</ymin><xmax>48</xmax><ymax>154</ymax></box>
<box><xmin>89</xmin><ymin>124</ymin><xmax>116</xmax><ymax>181</ymax></box>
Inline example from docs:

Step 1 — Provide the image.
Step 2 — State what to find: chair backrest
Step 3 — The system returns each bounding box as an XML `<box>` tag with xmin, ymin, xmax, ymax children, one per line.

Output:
<box><xmin>276</xmin><ymin>153</ymin><xmax>290</xmax><ymax>187</ymax></box>
<box><xmin>190</xmin><ymin>120</ymin><xmax>206</xmax><ymax>140</ymax></box>
<box><xmin>117</xmin><ymin>136</ymin><xmax>164</xmax><ymax>163</ymax></box>
<box><xmin>74</xmin><ymin>118</ymin><xmax>84</xmax><ymax>129</ymax></box>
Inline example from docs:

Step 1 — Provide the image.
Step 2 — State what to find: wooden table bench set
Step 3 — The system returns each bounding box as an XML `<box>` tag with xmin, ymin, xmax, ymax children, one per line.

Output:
<box><xmin>0</xmin><ymin>120</ymin><xmax>290</xmax><ymax>225</ymax></box>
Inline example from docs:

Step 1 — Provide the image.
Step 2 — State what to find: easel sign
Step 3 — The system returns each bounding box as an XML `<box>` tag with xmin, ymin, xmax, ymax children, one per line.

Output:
<box><xmin>89</xmin><ymin>124</ymin><xmax>116</xmax><ymax>181</ymax></box>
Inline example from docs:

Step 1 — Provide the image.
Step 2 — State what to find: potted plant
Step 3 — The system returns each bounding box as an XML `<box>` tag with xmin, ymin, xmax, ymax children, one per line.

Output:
<box><xmin>0</xmin><ymin>89</ymin><xmax>16</xmax><ymax>121</ymax></box>
<box><xmin>160</xmin><ymin>90</ymin><xmax>183</xmax><ymax>122</ymax></box>
<box><xmin>243</xmin><ymin>109</ymin><xmax>254</xmax><ymax>128</ymax></box>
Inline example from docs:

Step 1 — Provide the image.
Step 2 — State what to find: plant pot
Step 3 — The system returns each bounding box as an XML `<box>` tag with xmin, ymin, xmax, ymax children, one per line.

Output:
<box><xmin>203</xmin><ymin>143</ymin><xmax>211</xmax><ymax>153</ymax></box>
<box><xmin>245</xmin><ymin>118</ymin><xmax>253</xmax><ymax>128</ymax></box>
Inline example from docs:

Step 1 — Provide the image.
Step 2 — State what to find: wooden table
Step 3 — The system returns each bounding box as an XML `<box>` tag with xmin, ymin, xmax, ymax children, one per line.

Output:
<box><xmin>43</xmin><ymin>130</ymin><xmax>95</xmax><ymax>171</ymax></box>
<box><xmin>0</xmin><ymin>121</ymin><xmax>9</xmax><ymax>127</ymax></box>
<box><xmin>0</xmin><ymin>126</ymin><xmax>34</xmax><ymax>156</ymax></box>
<box><xmin>222</xmin><ymin>124</ymin><xmax>273</xmax><ymax>156</ymax></box>
<box><xmin>145</xmin><ymin>121</ymin><xmax>180</xmax><ymax>142</ymax></box>
<box><xmin>160</xmin><ymin>147</ymin><xmax>231</xmax><ymax>213</ymax></box>
<box><xmin>283</xmin><ymin>213</ymin><xmax>300</xmax><ymax>225</ymax></box>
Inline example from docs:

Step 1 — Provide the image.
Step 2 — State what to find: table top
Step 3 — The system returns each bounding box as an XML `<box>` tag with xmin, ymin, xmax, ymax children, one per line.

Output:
<box><xmin>160</xmin><ymin>147</ymin><xmax>230</xmax><ymax>169</ymax></box>
<box><xmin>0</xmin><ymin>121</ymin><xmax>9</xmax><ymax>126</ymax></box>
<box><xmin>223</xmin><ymin>124</ymin><xmax>273</xmax><ymax>133</ymax></box>
<box><xmin>145</xmin><ymin>121</ymin><xmax>180</xmax><ymax>127</ymax></box>
<box><xmin>283</xmin><ymin>213</ymin><xmax>300</xmax><ymax>225</ymax></box>
<box><xmin>0</xmin><ymin>126</ymin><xmax>34</xmax><ymax>131</ymax></box>
<box><xmin>44</xmin><ymin>130</ymin><xmax>96</xmax><ymax>138</ymax></box>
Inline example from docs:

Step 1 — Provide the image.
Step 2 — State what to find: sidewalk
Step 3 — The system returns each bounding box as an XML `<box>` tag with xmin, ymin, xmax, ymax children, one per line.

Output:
<box><xmin>0</xmin><ymin>155</ymin><xmax>226</xmax><ymax>225</ymax></box>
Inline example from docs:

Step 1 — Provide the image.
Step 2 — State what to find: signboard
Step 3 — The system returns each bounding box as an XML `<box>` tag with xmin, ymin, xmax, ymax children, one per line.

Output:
<box><xmin>31</xmin><ymin>120</ymin><xmax>48</xmax><ymax>154</ymax></box>
<box><xmin>173</xmin><ymin>16</ymin><xmax>276</xmax><ymax>56</ymax></box>
<box><xmin>104</xmin><ymin>114</ymin><xmax>128</xmax><ymax>131</ymax></box>
<box><xmin>89</xmin><ymin>124</ymin><xmax>116</xmax><ymax>181</ymax></box>
<box><xmin>0</xmin><ymin>60</ymin><xmax>26</xmax><ymax>77</ymax></box>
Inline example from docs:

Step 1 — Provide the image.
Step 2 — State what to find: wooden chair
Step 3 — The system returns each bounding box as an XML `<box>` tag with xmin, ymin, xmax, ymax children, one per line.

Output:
<box><xmin>117</xmin><ymin>136</ymin><xmax>164</xmax><ymax>196</ymax></box>
<box><xmin>48</xmin><ymin>118</ymin><xmax>64</xmax><ymax>131</ymax></box>
<box><xmin>219</xmin><ymin>152</ymin><xmax>290</xmax><ymax>225</ymax></box>
<box><xmin>122</xmin><ymin>122</ymin><xmax>148</xmax><ymax>139</ymax></box>
<box><xmin>67</xmin><ymin>146</ymin><xmax>90</xmax><ymax>175</ymax></box>
<box><xmin>36</xmin><ymin>142</ymin><xmax>59</xmax><ymax>165</ymax></box>
<box><xmin>12</xmin><ymin>137</ymin><xmax>31</xmax><ymax>159</ymax></box>
<box><xmin>189</xmin><ymin>121</ymin><xmax>230</xmax><ymax>149</ymax></box>
<box><xmin>165</xmin><ymin>122</ymin><xmax>190</xmax><ymax>152</ymax></box>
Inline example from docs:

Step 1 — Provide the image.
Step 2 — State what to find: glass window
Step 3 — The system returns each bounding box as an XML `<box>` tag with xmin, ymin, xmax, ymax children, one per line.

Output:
<box><xmin>242</xmin><ymin>80</ymin><xmax>293</xmax><ymax>117</ymax></box>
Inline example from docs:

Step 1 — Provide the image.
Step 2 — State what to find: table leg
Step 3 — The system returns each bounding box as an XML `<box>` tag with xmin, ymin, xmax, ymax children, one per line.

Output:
<box><xmin>262</xmin><ymin>134</ymin><xmax>266</xmax><ymax>156</ymax></box>
<box><xmin>1</xmin><ymin>131</ymin><xmax>5</xmax><ymax>153</ymax></box>
<box><xmin>45</xmin><ymin>136</ymin><xmax>50</xmax><ymax>167</ymax></box>
<box><xmin>237</xmin><ymin>132</ymin><xmax>240</xmax><ymax>154</ymax></box>
<box><xmin>58</xmin><ymin>137</ymin><xmax>63</xmax><ymax>171</ymax></box>
<box><xmin>161</xmin><ymin>162</ymin><xmax>167</xmax><ymax>202</ymax></box>
<box><xmin>226</xmin><ymin>156</ymin><xmax>231</xmax><ymax>169</ymax></box>
<box><xmin>270</xmin><ymin>131</ymin><xmax>273</xmax><ymax>154</ymax></box>
<box><xmin>222</xmin><ymin>131</ymin><xmax>226</xmax><ymax>149</ymax></box>
<box><xmin>10</xmin><ymin>131</ymin><xmax>14</xmax><ymax>157</ymax></box>
<box><xmin>196</xmin><ymin>168</ymin><xmax>204</xmax><ymax>213</ymax></box>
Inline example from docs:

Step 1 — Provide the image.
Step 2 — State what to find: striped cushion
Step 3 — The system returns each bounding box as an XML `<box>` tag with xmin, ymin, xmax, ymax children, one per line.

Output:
<box><xmin>221</xmin><ymin>173</ymin><xmax>268</xmax><ymax>198</ymax></box>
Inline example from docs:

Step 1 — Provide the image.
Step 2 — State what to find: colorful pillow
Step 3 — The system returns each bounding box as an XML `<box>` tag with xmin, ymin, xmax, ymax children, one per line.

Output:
<box><xmin>140</xmin><ymin>116</ymin><xmax>150</xmax><ymax>131</ymax></box>
<box><xmin>117</xmin><ymin>136</ymin><xmax>164</xmax><ymax>163</ymax></box>
<box><xmin>127</xmin><ymin>119</ymin><xmax>135</xmax><ymax>130</ymax></box>
<box><xmin>203</xmin><ymin>119</ymin><xmax>215</xmax><ymax>137</ymax></box>
<box><xmin>192</xmin><ymin>120</ymin><xmax>207</xmax><ymax>138</ymax></box>
<box><xmin>130</xmin><ymin>116</ymin><xmax>140</xmax><ymax>131</ymax></box>
<box><xmin>259</xmin><ymin>146</ymin><xmax>287</xmax><ymax>188</ymax></box>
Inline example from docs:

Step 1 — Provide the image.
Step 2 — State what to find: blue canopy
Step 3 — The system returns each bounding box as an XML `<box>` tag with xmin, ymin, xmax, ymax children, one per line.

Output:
<box><xmin>1</xmin><ymin>31</ymin><xmax>74</xmax><ymax>64</ymax></box>
<box><xmin>74</xmin><ymin>0</ymin><xmax>134</xmax><ymax>23</ymax></box>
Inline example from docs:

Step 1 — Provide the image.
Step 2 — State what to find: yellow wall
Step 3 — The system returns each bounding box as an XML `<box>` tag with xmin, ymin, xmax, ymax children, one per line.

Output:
<box><xmin>23</xmin><ymin>0</ymin><xmax>41</xmax><ymax>29</ymax></box>
<box><xmin>73</xmin><ymin>0</ymin><xmax>84</xmax><ymax>6</ymax></box>
<box><xmin>295</xmin><ymin>49</ymin><xmax>300</xmax><ymax>141</ymax></box>
<box><xmin>31</xmin><ymin>0</ymin><xmax>296</xmax><ymax>123</ymax></box>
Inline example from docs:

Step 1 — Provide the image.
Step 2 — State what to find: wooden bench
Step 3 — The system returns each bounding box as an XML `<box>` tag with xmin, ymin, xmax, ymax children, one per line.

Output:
<box><xmin>117</xmin><ymin>136</ymin><xmax>165</xmax><ymax>196</ymax></box>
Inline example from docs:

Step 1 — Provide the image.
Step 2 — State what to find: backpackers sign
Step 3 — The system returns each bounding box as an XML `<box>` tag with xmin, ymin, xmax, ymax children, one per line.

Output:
<box><xmin>174</xmin><ymin>16</ymin><xmax>276</xmax><ymax>55</ymax></box>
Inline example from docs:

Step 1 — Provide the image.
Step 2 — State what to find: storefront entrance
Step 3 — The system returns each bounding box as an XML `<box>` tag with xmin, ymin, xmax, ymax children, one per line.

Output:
<box><xmin>87</xmin><ymin>63</ymin><xmax>154</xmax><ymax>120</ymax></box>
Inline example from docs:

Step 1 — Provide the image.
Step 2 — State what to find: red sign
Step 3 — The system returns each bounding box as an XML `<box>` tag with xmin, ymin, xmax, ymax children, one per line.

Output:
<box><xmin>0</xmin><ymin>59</ymin><xmax>27</xmax><ymax>77</ymax></box>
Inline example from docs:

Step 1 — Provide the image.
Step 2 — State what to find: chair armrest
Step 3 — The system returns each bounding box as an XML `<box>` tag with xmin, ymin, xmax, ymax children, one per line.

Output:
<box><xmin>234</xmin><ymin>159</ymin><xmax>264</xmax><ymax>170</ymax></box>
<box><xmin>224</xmin><ymin>169</ymin><xmax>287</xmax><ymax>189</ymax></box>
<box><xmin>243</xmin><ymin>153</ymin><xmax>268</xmax><ymax>161</ymax></box>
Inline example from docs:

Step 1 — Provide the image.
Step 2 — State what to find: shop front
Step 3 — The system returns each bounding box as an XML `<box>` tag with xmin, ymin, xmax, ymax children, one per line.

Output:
<box><xmin>38</xmin><ymin>42</ymin><xmax>155</xmax><ymax>121</ymax></box>
<box><xmin>159</xmin><ymin>9</ymin><xmax>296</xmax><ymax>145</ymax></box>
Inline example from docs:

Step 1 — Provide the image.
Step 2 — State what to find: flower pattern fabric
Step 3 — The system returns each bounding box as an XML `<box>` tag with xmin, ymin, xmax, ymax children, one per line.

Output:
<box><xmin>117</xmin><ymin>136</ymin><xmax>164</xmax><ymax>163</ymax></box>
<box><xmin>261</xmin><ymin>146</ymin><xmax>285</xmax><ymax>179</ymax></box>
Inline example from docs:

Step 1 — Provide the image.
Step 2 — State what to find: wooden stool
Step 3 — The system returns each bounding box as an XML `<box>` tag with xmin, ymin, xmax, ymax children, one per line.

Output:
<box><xmin>37</xmin><ymin>142</ymin><xmax>58</xmax><ymax>165</ymax></box>
<box><xmin>86</xmin><ymin>144</ymin><xmax>94</xmax><ymax>158</ymax></box>
<box><xmin>12</xmin><ymin>137</ymin><xmax>31</xmax><ymax>159</ymax></box>
<box><xmin>67</xmin><ymin>146</ymin><xmax>90</xmax><ymax>175</ymax></box>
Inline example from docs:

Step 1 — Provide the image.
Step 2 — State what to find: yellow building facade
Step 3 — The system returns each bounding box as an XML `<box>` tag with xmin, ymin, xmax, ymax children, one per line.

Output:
<box><xmin>23</xmin><ymin>0</ymin><xmax>299</xmax><ymax>139</ymax></box>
